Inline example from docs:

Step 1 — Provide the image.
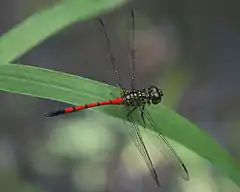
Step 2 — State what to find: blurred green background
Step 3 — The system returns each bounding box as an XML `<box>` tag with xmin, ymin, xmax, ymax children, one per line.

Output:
<box><xmin>0</xmin><ymin>0</ymin><xmax>239</xmax><ymax>191</ymax></box>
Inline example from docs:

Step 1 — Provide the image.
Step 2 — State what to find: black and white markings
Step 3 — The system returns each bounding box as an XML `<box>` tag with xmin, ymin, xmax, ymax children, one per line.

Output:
<box><xmin>122</xmin><ymin>86</ymin><xmax>163</xmax><ymax>106</ymax></box>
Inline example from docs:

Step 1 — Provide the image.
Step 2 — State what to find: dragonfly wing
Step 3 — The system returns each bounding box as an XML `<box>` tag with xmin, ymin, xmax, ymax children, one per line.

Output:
<box><xmin>139</xmin><ymin>108</ymin><xmax>190</xmax><ymax>181</ymax></box>
<box><xmin>124</xmin><ymin>113</ymin><xmax>160</xmax><ymax>187</ymax></box>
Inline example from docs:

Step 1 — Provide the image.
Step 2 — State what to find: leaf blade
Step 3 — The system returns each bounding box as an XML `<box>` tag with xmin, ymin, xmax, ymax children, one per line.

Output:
<box><xmin>0</xmin><ymin>64</ymin><xmax>239</xmax><ymax>186</ymax></box>
<box><xmin>0</xmin><ymin>0</ymin><xmax>128</xmax><ymax>63</ymax></box>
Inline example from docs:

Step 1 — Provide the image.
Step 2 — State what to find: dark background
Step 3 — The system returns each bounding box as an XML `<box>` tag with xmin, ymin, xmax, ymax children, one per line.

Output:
<box><xmin>0</xmin><ymin>0</ymin><xmax>239</xmax><ymax>191</ymax></box>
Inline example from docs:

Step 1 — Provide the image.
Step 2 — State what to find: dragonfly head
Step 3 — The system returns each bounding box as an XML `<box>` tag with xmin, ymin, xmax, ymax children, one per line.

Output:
<box><xmin>148</xmin><ymin>86</ymin><xmax>164</xmax><ymax>104</ymax></box>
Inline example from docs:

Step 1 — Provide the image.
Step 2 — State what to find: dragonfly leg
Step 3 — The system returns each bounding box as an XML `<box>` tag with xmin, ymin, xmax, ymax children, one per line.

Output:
<box><xmin>140</xmin><ymin>105</ymin><xmax>146</xmax><ymax>127</ymax></box>
<box><xmin>126</xmin><ymin>106</ymin><xmax>138</xmax><ymax>118</ymax></box>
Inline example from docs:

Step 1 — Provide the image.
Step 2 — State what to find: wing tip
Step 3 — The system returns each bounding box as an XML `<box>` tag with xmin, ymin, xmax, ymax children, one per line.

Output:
<box><xmin>155</xmin><ymin>179</ymin><xmax>161</xmax><ymax>187</ymax></box>
<box><xmin>181</xmin><ymin>163</ymin><xmax>190</xmax><ymax>181</ymax></box>
<box><xmin>151</xmin><ymin>168</ymin><xmax>161</xmax><ymax>187</ymax></box>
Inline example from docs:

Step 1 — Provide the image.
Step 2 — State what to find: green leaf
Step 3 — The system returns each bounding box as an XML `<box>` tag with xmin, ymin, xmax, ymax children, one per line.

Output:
<box><xmin>0</xmin><ymin>64</ymin><xmax>240</xmax><ymax>186</ymax></box>
<box><xmin>0</xmin><ymin>0</ymin><xmax>128</xmax><ymax>63</ymax></box>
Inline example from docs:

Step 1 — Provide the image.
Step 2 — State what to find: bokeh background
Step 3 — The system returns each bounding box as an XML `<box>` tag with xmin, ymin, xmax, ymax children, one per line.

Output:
<box><xmin>0</xmin><ymin>0</ymin><xmax>240</xmax><ymax>191</ymax></box>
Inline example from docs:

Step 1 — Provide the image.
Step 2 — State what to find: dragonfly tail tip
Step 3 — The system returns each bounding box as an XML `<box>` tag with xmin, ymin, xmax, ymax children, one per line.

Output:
<box><xmin>44</xmin><ymin>112</ymin><xmax>53</xmax><ymax>117</ymax></box>
<box><xmin>44</xmin><ymin>110</ymin><xmax>64</xmax><ymax>117</ymax></box>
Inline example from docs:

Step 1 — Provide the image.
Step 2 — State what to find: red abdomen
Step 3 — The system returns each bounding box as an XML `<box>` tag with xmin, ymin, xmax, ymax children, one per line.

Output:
<box><xmin>45</xmin><ymin>97</ymin><xmax>123</xmax><ymax>117</ymax></box>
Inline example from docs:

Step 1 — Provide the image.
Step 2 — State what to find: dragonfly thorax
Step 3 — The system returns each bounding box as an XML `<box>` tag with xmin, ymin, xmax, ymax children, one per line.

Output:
<box><xmin>122</xmin><ymin>86</ymin><xmax>164</xmax><ymax>106</ymax></box>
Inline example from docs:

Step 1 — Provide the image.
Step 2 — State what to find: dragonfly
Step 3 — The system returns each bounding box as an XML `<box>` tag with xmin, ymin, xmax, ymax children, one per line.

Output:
<box><xmin>45</xmin><ymin>9</ymin><xmax>189</xmax><ymax>187</ymax></box>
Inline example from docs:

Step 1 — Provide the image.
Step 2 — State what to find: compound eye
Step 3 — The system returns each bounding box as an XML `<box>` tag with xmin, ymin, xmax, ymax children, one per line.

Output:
<box><xmin>148</xmin><ymin>86</ymin><xmax>163</xmax><ymax>104</ymax></box>
<box><xmin>152</xmin><ymin>95</ymin><xmax>161</xmax><ymax>104</ymax></box>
